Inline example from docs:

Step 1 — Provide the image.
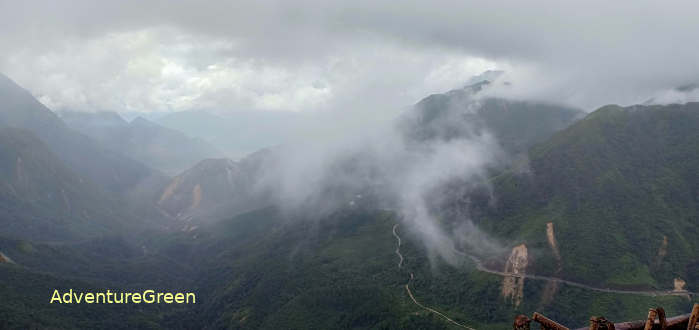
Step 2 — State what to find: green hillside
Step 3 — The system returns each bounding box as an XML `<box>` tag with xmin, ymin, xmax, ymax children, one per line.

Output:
<box><xmin>478</xmin><ymin>103</ymin><xmax>699</xmax><ymax>290</ymax></box>
<box><xmin>147</xmin><ymin>204</ymin><xmax>696</xmax><ymax>328</ymax></box>
<box><xmin>59</xmin><ymin>111</ymin><xmax>222</xmax><ymax>175</ymax></box>
<box><xmin>1</xmin><ymin>203</ymin><xmax>695</xmax><ymax>329</ymax></box>
<box><xmin>0</xmin><ymin>264</ymin><xmax>165</xmax><ymax>329</ymax></box>
<box><xmin>2</xmin><ymin>71</ymin><xmax>698</xmax><ymax>328</ymax></box>
<box><xmin>0</xmin><ymin>128</ymin><xmax>126</xmax><ymax>241</ymax></box>
<box><xmin>0</xmin><ymin>73</ymin><xmax>162</xmax><ymax>196</ymax></box>
<box><xmin>400</xmin><ymin>82</ymin><xmax>584</xmax><ymax>155</ymax></box>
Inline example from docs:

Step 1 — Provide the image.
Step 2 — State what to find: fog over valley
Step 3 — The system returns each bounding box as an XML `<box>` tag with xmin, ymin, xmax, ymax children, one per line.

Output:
<box><xmin>1</xmin><ymin>2</ymin><xmax>699</xmax><ymax>329</ymax></box>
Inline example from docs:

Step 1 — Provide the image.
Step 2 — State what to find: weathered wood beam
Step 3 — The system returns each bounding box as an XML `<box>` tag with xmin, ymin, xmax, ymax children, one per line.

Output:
<box><xmin>533</xmin><ymin>312</ymin><xmax>570</xmax><ymax>330</ymax></box>
<box><xmin>513</xmin><ymin>314</ymin><xmax>531</xmax><ymax>330</ymax></box>
<box><xmin>657</xmin><ymin>307</ymin><xmax>667</xmax><ymax>330</ymax></box>
<box><xmin>688</xmin><ymin>304</ymin><xmax>699</xmax><ymax>330</ymax></box>
<box><xmin>590</xmin><ymin>316</ymin><xmax>615</xmax><ymax>330</ymax></box>
<box><xmin>645</xmin><ymin>308</ymin><xmax>659</xmax><ymax>330</ymax></box>
<box><xmin>573</xmin><ymin>313</ymin><xmax>690</xmax><ymax>330</ymax></box>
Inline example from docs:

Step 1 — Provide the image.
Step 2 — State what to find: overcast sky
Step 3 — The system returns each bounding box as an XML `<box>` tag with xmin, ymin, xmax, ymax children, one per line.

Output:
<box><xmin>2</xmin><ymin>0</ymin><xmax>699</xmax><ymax>115</ymax></box>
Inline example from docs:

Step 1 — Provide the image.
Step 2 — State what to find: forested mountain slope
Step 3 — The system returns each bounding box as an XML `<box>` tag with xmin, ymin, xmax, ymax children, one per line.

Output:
<box><xmin>60</xmin><ymin>111</ymin><xmax>222</xmax><ymax>175</ymax></box>
<box><xmin>477</xmin><ymin>103</ymin><xmax>699</xmax><ymax>291</ymax></box>
<box><xmin>0</xmin><ymin>128</ymin><xmax>129</xmax><ymax>241</ymax></box>
<box><xmin>0</xmin><ymin>73</ymin><xmax>163</xmax><ymax>195</ymax></box>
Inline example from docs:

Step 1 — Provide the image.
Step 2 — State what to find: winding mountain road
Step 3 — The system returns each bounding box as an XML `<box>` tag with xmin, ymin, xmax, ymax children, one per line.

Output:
<box><xmin>450</xmin><ymin>248</ymin><xmax>697</xmax><ymax>297</ymax></box>
<box><xmin>393</xmin><ymin>224</ymin><xmax>476</xmax><ymax>329</ymax></box>
<box><xmin>391</xmin><ymin>224</ymin><xmax>404</xmax><ymax>269</ymax></box>
<box><xmin>390</xmin><ymin>223</ymin><xmax>697</xmax><ymax>329</ymax></box>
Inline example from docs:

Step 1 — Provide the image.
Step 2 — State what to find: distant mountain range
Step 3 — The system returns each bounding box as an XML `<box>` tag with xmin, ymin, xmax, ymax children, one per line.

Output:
<box><xmin>156</xmin><ymin>151</ymin><xmax>271</xmax><ymax>224</ymax></box>
<box><xmin>154</xmin><ymin>100</ymin><xmax>697</xmax><ymax>328</ymax></box>
<box><xmin>59</xmin><ymin>110</ymin><xmax>222</xmax><ymax>175</ymax></box>
<box><xmin>0</xmin><ymin>128</ymin><xmax>127</xmax><ymax>241</ymax></box>
<box><xmin>399</xmin><ymin>79</ymin><xmax>584</xmax><ymax>155</ymax></box>
<box><xmin>0</xmin><ymin>74</ymin><xmax>163</xmax><ymax>196</ymax></box>
<box><xmin>1</xmin><ymin>72</ymin><xmax>697</xmax><ymax>328</ymax></box>
<box><xmin>156</xmin><ymin>109</ymin><xmax>307</xmax><ymax>159</ymax></box>
<box><xmin>0</xmin><ymin>74</ymin><xmax>170</xmax><ymax>240</ymax></box>
<box><xmin>153</xmin><ymin>80</ymin><xmax>585</xmax><ymax>225</ymax></box>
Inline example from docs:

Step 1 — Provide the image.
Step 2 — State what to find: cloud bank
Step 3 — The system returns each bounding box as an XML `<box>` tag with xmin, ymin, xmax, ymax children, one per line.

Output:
<box><xmin>4</xmin><ymin>0</ymin><xmax>699</xmax><ymax>115</ymax></box>
<box><xmin>3</xmin><ymin>0</ymin><xmax>697</xmax><ymax>264</ymax></box>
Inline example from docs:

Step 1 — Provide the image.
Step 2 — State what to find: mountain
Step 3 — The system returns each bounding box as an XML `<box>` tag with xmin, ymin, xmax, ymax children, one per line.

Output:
<box><xmin>4</xmin><ymin>202</ymin><xmax>694</xmax><ymax>329</ymax></box>
<box><xmin>3</xmin><ymin>69</ymin><xmax>698</xmax><ymax>328</ymax></box>
<box><xmin>161</xmin><ymin>102</ymin><xmax>698</xmax><ymax>328</ymax></box>
<box><xmin>473</xmin><ymin>102</ymin><xmax>699</xmax><ymax>292</ymax></box>
<box><xmin>0</xmin><ymin>232</ymin><xmax>192</xmax><ymax>328</ymax></box>
<box><xmin>155</xmin><ymin>79</ymin><xmax>586</xmax><ymax>227</ymax></box>
<box><xmin>0</xmin><ymin>128</ymin><xmax>127</xmax><ymax>241</ymax></box>
<box><xmin>160</xmin><ymin>101</ymin><xmax>699</xmax><ymax>328</ymax></box>
<box><xmin>0</xmin><ymin>74</ymin><xmax>172</xmax><ymax>240</ymax></box>
<box><xmin>156</xmin><ymin>151</ymin><xmax>272</xmax><ymax>224</ymax></box>
<box><xmin>0</xmin><ymin>265</ymin><xmax>160</xmax><ymax>329</ymax></box>
<box><xmin>60</xmin><ymin>111</ymin><xmax>222</xmax><ymax>175</ymax></box>
<box><xmin>157</xmin><ymin>110</ymin><xmax>306</xmax><ymax>159</ymax></box>
<box><xmin>400</xmin><ymin>80</ymin><xmax>584</xmax><ymax>155</ymax></box>
<box><xmin>0</xmin><ymin>73</ymin><xmax>163</xmax><ymax>195</ymax></box>
<box><xmin>644</xmin><ymin>83</ymin><xmax>699</xmax><ymax>105</ymax></box>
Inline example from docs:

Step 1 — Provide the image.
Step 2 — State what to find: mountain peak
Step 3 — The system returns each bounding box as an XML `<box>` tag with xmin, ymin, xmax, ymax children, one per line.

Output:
<box><xmin>59</xmin><ymin>110</ymin><xmax>128</xmax><ymax>127</ymax></box>
<box><xmin>0</xmin><ymin>72</ymin><xmax>23</xmax><ymax>91</ymax></box>
<box><xmin>464</xmin><ymin>70</ymin><xmax>504</xmax><ymax>87</ymax></box>
<box><xmin>130</xmin><ymin>116</ymin><xmax>158</xmax><ymax>127</ymax></box>
<box><xmin>0</xmin><ymin>72</ymin><xmax>64</xmax><ymax>128</ymax></box>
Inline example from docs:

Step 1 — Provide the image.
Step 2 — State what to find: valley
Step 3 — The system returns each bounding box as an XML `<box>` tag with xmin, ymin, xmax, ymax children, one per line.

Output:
<box><xmin>4</xmin><ymin>3</ymin><xmax>699</xmax><ymax>328</ymax></box>
<box><xmin>0</xmin><ymin>72</ymin><xmax>698</xmax><ymax>329</ymax></box>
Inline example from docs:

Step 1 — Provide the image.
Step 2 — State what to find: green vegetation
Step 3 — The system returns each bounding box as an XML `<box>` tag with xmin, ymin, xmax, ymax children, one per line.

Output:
<box><xmin>477</xmin><ymin>103</ymin><xmax>699</xmax><ymax>289</ymax></box>
<box><xmin>1</xmin><ymin>76</ymin><xmax>698</xmax><ymax>328</ymax></box>
<box><xmin>0</xmin><ymin>265</ymin><xmax>166</xmax><ymax>329</ymax></box>
<box><xmin>5</xmin><ymin>199</ymin><xmax>695</xmax><ymax>329</ymax></box>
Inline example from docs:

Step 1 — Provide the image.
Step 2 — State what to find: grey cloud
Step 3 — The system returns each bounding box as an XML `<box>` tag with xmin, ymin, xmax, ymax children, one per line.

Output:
<box><xmin>247</xmin><ymin>101</ymin><xmax>506</xmax><ymax>264</ymax></box>
<box><xmin>3</xmin><ymin>1</ymin><xmax>699</xmax><ymax>112</ymax></box>
<box><xmin>9</xmin><ymin>0</ymin><xmax>696</xmax><ymax>266</ymax></box>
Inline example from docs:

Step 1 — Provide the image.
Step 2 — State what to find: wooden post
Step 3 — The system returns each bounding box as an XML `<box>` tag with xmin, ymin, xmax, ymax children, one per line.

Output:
<box><xmin>513</xmin><ymin>314</ymin><xmax>531</xmax><ymax>330</ymax></box>
<box><xmin>688</xmin><ymin>304</ymin><xmax>699</xmax><ymax>330</ymax></box>
<box><xmin>655</xmin><ymin>307</ymin><xmax>666</xmax><ymax>330</ymax></box>
<box><xmin>533</xmin><ymin>312</ymin><xmax>570</xmax><ymax>330</ymax></box>
<box><xmin>590</xmin><ymin>316</ymin><xmax>615</xmax><ymax>330</ymax></box>
<box><xmin>644</xmin><ymin>309</ymin><xmax>657</xmax><ymax>330</ymax></box>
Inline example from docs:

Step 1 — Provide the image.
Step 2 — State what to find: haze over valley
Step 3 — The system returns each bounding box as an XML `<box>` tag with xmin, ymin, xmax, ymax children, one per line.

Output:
<box><xmin>1</xmin><ymin>1</ymin><xmax>699</xmax><ymax>329</ymax></box>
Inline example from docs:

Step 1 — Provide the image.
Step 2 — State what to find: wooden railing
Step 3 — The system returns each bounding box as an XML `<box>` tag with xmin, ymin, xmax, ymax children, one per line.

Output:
<box><xmin>513</xmin><ymin>303</ymin><xmax>699</xmax><ymax>330</ymax></box>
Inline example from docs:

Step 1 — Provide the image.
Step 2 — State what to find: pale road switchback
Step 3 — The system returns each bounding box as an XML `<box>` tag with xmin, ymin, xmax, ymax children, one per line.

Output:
<box><xmin>393</xmin><ymin>224</ymin><xmax>477</xmax><ymax>329</ymax></box>
<box><xmin>451</xmin><ymin>246</ymin><xmax>697</xmax><ymax>297</ymax></box>
<box><xmin>390</xmin><ymin>223</ymin><xmax>697</xmax><ymax>329</ymax></box>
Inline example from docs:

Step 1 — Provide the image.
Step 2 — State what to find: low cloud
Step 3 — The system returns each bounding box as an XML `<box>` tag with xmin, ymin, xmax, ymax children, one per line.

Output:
<box><xmin>250</xmin><ymin>90</ymin><xmax>507</xmax><ymax>264</ymax></box>
<box><xmin>1</xmin><ymin>27</ymin><xmax>496</xmax><ymax>118</ymax></box>
<box><xmin>3</xmin><ymin>1</ymin><xmax>699</xmax><ymax>114</ymax></box>
<box><xmin>2</xmin><ymin>0</ymin><xmax>696</xmax><ymax>264</ymax></box>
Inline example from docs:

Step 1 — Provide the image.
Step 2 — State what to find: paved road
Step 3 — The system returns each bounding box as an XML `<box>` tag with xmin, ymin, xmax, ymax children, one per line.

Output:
<box><xmin>391</xmin><ymin>224</ymin><xmax>404</xmax><ymax>269</ymax></box>
<box><xmin>451</xmin><ymin>248</ymin><xmax>697</xmax><ymax>297</ymax></box>
<box><xmin>391</xmin><ymin>223</ymin><xmax>696</xmax><ymax>330</ymax></box>
<box><xmin>393</xmin><ymin>224</ymin><xmax>476</xmax><ymax>329</ymax></box>
<box><xmin>404</xmin><ymin>272</ymin><xmax>476</xmax><ymax>329</ymax></box>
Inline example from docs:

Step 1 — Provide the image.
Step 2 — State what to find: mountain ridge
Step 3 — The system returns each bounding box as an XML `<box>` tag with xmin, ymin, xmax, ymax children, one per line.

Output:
<box><xmin>59</xmin><ymin>110</ymin><xmax>222</xmax><ymax>175</ymax></box>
